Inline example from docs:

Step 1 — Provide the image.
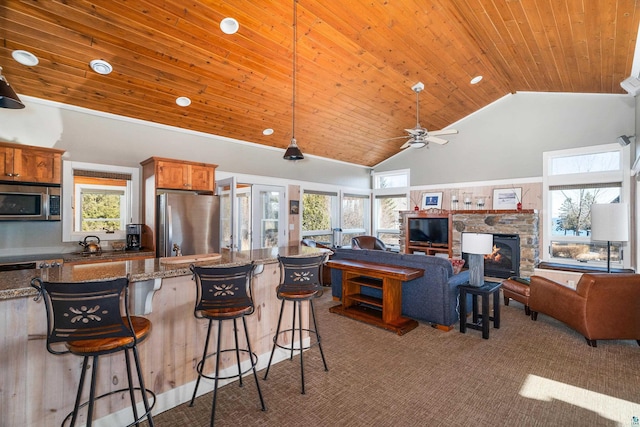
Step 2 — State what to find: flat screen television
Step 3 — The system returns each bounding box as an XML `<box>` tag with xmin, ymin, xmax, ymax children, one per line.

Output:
<box><xmin>408</xmin><ymin>217</ymin><xmax>449</xmax><ymax>247</ymax></box>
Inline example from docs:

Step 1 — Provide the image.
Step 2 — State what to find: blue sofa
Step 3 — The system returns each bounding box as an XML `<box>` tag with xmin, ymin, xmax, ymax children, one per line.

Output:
<box><xmin>330</xmin><ymin>248</ymin><xmax>470</xmax><ymax>329</ymax></box>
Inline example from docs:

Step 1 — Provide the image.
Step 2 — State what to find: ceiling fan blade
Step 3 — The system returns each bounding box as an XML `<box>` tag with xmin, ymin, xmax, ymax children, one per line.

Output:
<box><xmin>379</xmin><ymin>135</ymin><xmax>412</xmax><ymax>142</ymax></box>
<box><xmin>429</xmin><ymin>129</ymin><xmax>458</xmax><ymax>136</ymax></box>
<box><xmin>400</xmin><ymin>140</ymin><xmax>412</xmax><ymax>149</ymax></box>
<box><xmin>426</xmin><ymin>136</ymin><xmax>449</xmax><ymax>145</ymax></box>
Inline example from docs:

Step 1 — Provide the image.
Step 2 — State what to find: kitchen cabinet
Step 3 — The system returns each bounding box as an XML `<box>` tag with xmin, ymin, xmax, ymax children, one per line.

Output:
<box><xmin>141</xmin><ymin>157</ymin><xmax>217</xmax><ymax>192</ymax></box>
<box><xmin>0</xmin><ymin>141</ymin><xmax>64</xmax><ymax>184</ymax></box>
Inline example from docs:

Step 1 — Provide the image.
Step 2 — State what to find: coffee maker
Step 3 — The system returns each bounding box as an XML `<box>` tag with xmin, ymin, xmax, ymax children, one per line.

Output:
<box><xmin>126</xmin><ymin>224</ymin><xmax>142</xmax><ymax>250</ymax></box>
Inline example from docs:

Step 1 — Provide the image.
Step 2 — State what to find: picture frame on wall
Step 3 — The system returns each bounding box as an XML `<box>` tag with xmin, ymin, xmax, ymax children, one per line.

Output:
<box><xmin>290</xmin><ymin>200</ymin><xmax>299</xmax><ymax>215</ymax></box>
<box><xmin>421</xmin><ymin>192</ymin><xmax>443</xmax><ymax>209</ymax></box>
<box><xmin>492</xmin><ymin>188</ymin><xmax>521</xmax><ymax>210</ymax></box>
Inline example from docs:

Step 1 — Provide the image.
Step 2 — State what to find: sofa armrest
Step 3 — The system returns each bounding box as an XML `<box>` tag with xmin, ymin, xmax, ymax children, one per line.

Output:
<box><xmin>447</xmin><ymin>270</ymin><xmax>470</xmax><ymax>287</ymax></box>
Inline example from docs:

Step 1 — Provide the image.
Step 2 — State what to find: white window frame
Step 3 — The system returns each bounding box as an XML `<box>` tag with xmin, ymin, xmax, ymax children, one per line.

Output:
<box><xmin>339</xmin><ymin>190</ymin><xmax>371</xmax><ymax>246</ymax></box>
<box><xmin>542</xmin><ymin>143</ymin><xmax>631</xmax><ymax>268</ymax></box>
<box><xmin>372</xmin><ymin>170</ymin><xmax>410</xmax><ymax>247</ymax></box>
<box><xmin>301</xmin><ymin>189</ymin><xmax>339</xmax><ymax>244</ymax></box>
<box><xmin>62</xmin><ymin>161</ymin><xmax>140</xmax><ymax>243</ymax></box>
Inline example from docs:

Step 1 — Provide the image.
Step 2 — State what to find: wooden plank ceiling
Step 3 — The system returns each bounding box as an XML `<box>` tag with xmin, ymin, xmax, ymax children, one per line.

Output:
<box><xmin>1</xmin><ymin>1</ymin><xmax>639</xmax><ymax>167</ymax></box>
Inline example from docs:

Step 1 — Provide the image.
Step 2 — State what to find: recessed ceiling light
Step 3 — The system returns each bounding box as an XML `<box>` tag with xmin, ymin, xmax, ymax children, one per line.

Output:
<box><xmin>263</xmin><ymin>128</ymin><xmax>274</xmax><ymax>136</ymax></box>
<box><xmin>12</xmin><ymin>50</ymin><xmax>39</xmax><ymax>67</ymax></box>
<box><xmin>176</xmin><ymin>96</ymin><xmax>191</xmax><ymax>107</ymax></box>
<box><xmin>470</xmin><ymin>75</ymin><xmax>483</xmax><ymax>84</ymax></box>
<box><xmin>220</xmin><ymin>17</ymin><xmax>239</xmax><ymax>35</ymax></box>
<box><xmin>90</xmin><ymin>59</ymin><xmax>113</xmax><ymax>75</ymax></box>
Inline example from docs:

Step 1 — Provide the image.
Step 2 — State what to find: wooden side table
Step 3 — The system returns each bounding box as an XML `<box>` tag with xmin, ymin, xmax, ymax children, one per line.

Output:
<box><xmin>459</xmin><ymin>281</ymin><xmax>502</xmax><ymax>339</ymax></box>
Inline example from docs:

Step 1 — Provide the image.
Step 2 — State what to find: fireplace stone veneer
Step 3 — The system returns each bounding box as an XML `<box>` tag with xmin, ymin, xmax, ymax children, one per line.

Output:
<box><xmin>400</xmin><ymin>210</ymin><xmax>539</xmax><ymax>278</ymax></box>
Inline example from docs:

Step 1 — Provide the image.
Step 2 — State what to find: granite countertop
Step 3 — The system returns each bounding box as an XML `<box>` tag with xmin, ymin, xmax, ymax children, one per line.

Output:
<box><xmin>0</xmin><ymin>246</ymin><xmax>328</xmax><ymax>300</ymax></box>
<box><xmin>0</xmin><ymin>249</ymin><xmax>156</xmax><ymax>265</ymax></box>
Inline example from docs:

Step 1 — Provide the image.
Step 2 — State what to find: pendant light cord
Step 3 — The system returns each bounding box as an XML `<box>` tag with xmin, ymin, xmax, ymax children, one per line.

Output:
<box><xmin>292</xmin><ymin>0</ymin><xmax>297</xmax><ymax>140</ymax></box>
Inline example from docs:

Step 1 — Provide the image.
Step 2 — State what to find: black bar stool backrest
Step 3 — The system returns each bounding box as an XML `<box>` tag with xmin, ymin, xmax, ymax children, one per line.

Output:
<box><xmin>277</xmin><ymin>254</ymin><xmax>327</xmax><ymax>293</ymax></box>
<box><xmin>31</xmin><ymin>277</ymin><xmax>136</xmax><ymax>355</ymax></box>
<box><xmin>190</xmin><ymin>263</ymin><xmax>256</xmax><ymax>317</ymax></box>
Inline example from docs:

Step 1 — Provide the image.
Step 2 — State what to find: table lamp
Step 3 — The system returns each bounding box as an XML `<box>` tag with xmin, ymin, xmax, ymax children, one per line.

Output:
<box><xmin>590</xmin><ymin>203</ymin><xmax>628</xmax><ymax>273</ymax></box>
<box><xmin>462</xmin><ymin>233</ymin><xmax>493</xmax><ymax>287</ymax></box>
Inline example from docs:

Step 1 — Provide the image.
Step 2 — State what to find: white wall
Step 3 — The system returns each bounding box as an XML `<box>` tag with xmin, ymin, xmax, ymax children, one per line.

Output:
<box><xmin>376</xmin><ymin>92</ymin><xmax>636</xmax><ymax>185</ymax></box>
<box><xmin>0</xmin><ymin>96</ymin><xmax>371</xmax><ymax>189</ymax></box>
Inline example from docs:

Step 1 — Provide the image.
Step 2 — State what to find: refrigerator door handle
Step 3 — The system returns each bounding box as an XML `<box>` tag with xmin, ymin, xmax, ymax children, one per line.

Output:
<box><xmin>167</xmin><ymin>204</ymin><xmax>173</xmax><ymax>256</ymax></box>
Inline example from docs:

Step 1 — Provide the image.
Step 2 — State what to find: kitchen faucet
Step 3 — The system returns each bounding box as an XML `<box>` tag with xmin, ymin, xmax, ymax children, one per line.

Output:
<box><xmin>172</xmin><ymin>243</ymin><xmax>182</xmax><ymax>256</ymax></box>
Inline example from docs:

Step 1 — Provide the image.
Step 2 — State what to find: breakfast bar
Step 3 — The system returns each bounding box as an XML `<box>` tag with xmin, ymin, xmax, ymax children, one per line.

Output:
<box><xmin>0</xmin><ymin>246</ymin><xmax>326</xmax><ymax>427</ymax></box>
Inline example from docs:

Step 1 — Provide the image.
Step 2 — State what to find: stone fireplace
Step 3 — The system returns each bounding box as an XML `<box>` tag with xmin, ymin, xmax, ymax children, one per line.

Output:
<box><xmin>400</xmin><ymin>210</ymin><xmax>539</xmax><ymax>278</ymax></box>
<box><xmin>463</xmin><ymin>233</ymin><xmax>520</xmax><ymax>278</ymax></box>
<box><xmin>452</xmin><ymin>211</ymin><xmax>538</xmax><ymax>277</ymax></box>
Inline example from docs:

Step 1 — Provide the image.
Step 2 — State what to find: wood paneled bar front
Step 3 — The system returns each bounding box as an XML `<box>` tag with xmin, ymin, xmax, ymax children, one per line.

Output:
<box><xmin>0</xmin><ymin>246</ymin><xmax>326</xmax><ymax>426</ymax></box>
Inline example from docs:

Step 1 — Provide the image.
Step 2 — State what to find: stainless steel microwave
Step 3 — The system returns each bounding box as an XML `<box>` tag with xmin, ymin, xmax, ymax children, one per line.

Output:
<box><xmin>0</xmin><ymin>184</ymin><xmax>61</xmax><ymax>221</ymax></box>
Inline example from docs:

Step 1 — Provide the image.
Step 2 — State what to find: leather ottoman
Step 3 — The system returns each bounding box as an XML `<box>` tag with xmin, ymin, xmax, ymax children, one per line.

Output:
<box><xmin>502</xmin><ymin>277</ymin><xmax>531</xmax><ymax>315</ymax></box>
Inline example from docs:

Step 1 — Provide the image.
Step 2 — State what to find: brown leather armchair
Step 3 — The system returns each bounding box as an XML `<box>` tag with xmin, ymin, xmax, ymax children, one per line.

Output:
<box><xmin>351</xmin><ymin>236</ymin><xmax>387</xmax><ymax>251</ymax></box>
<box><xmin>529</xmin><ymin>273</ymin><xmax>640</xmax><ymax>347</ymax></box>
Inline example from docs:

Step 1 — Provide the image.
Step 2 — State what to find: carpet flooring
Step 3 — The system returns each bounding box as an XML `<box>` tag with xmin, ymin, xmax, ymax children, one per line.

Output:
<box><xmin>143</xmin><ymin>291</ymin><xmax>640</xmax><ymax>427</ymax></box>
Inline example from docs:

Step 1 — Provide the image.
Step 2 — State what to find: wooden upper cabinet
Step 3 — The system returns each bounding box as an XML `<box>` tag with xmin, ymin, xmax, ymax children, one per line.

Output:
<box><xmin>0</xmin><ymin>142</ymin><xmax>64</xmax><ymax>184</ymax></box>
<box><xmin>141</xmin><ymin>157</ymin><xmax>217</xmax><ymax>192</ymax></box>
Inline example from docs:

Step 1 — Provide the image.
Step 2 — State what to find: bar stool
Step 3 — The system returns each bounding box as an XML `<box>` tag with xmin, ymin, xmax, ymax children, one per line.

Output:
<box><xmin>30</xmin><ymin>276</ymin><xmax>155</xmax><ymax>427</ymax></box>
<box><xmin>263</xmin><ymin>254</ymin><xmax>329</xmax><ymax>394</ymax></box>
<box><xmin>189</xmin><ymin>262</ymin><xmax>266</xmax><ymax>427</ymax></box>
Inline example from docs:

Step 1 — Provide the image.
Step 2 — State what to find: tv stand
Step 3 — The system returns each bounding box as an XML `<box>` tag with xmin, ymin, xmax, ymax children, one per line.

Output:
<box><xmin>404</xmin><ymin>212</ymin><xmax>453</xmax><ymax>257</ymax></box>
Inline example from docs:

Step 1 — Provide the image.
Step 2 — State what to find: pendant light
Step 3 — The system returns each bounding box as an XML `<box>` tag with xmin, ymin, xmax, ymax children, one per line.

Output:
<box><xmin>283</xmin><ymin>0</ymin><xmax>304</xmax><ymax>160</ymax></box>
<box><xmin>0</xmin><ymin>66</ymin><xmax>25</xmax><ymax>109</ymax></box>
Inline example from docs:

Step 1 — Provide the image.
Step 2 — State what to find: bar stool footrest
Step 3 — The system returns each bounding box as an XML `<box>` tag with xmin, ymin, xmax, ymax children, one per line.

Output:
<box><xmin>272</xmin><ymin>327</ymin><xmax>321</xmax><ymax>353</ymax></box>
<box><xmin>196</xmin><ymin>348</ymin><xmax>259</xmax><ymax>381</ymax></box>
<box><xmin>62</xmin><ymin>387</ymin><xmax>156</xmax><ymax>427</ymax></box>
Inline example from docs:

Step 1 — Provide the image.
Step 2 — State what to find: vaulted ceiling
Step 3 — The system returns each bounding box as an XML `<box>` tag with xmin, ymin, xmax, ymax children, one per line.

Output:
<box><xmin>1</xmin><ymin>1</ymin><xmax>639</xmax><ymax>167</ymax></box>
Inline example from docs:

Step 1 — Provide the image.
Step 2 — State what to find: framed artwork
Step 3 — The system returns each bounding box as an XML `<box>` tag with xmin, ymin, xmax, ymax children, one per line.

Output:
<box><xmin>289</xmin><ymin>200</ymin><xmax>299</xmax><ymax>215</ymax></box>
<box><xmin>492</xmin><ymin>188</ymin><xmax>521</xmax><ymax>210</ymax></box>
<box><xmin>421</xmin><ymin>192</ymin><xmax>443</xmax><ymax>209</ymax></box>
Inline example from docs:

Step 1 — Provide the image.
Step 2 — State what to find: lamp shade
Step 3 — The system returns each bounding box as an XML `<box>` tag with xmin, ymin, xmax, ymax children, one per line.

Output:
<box><xmin>283</xmin><ymin>138</ymin><xmax>304</xmax><ymax>160</ymax></box>
<box><xmin>462</xmin><ymin>233</ymin><xmax>493</xmax><ymax>255</ymax></box>
<box><xmin>0</xmin><ymin>68</ymin><xmax>25</xmax><ymax>109</ymax></box>
<box><xmin>591</xmin><ymin>203</ymin><xmax>629</xmax><ymax>242</ymax></box>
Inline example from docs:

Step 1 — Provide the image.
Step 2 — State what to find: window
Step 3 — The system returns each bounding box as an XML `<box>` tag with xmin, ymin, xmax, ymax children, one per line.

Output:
<box><xmin>543</xmin><ymin>144</ymin><xmax>629</xmax><ymax>267</ymax></box>
<box><xmin>373</xmin><ymin>170</ymin><xmax>409</xmax><ymax>189</ymax></box>
<box><xmin>374</xmin><ymin>195</ymin><xmax>407</xmax><ymax>246</ymax></box>
<box><xmin>372</xmin><ymin>170</ymin><xmax>409</xmax><ymax>247</ymax></box>
<box><xmin>302</xmin><ymin>190</ymin><xmax>338</xmax><ymax>245</ymax></box>
<box><xmin>341</xmin><ymin>193</ymin><xmax>370</xmax><ymax>246</ymax></box>
<box><xmin>62</xmin><ymin>161</ymin><xmax>140</xmax><ymax>243</ymax></box>
<box><xmin>73</xmin><ymin>175</ymin><xmax>127</xmax><ymax>232</ymax></box>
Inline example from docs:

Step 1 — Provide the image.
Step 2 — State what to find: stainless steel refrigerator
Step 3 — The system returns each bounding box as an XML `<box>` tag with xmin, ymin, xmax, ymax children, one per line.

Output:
<box><xmin>156</xmin><ymin>192</ymin><xmax>220</xmax><ymax>257</ymax></box>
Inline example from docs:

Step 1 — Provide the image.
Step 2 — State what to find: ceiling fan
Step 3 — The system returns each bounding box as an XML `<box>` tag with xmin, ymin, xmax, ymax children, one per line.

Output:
<box><xmin>385</xmin><ymin>82</ymin><xmax>458</xmax><ymax>149</ymax></box>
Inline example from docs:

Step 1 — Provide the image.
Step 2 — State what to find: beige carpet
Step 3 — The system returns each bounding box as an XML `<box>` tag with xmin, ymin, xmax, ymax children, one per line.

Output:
<box><xmin>144</xmin><ymin>291</ymin><xmax>640</xmax><ymax>426</ymax></box>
